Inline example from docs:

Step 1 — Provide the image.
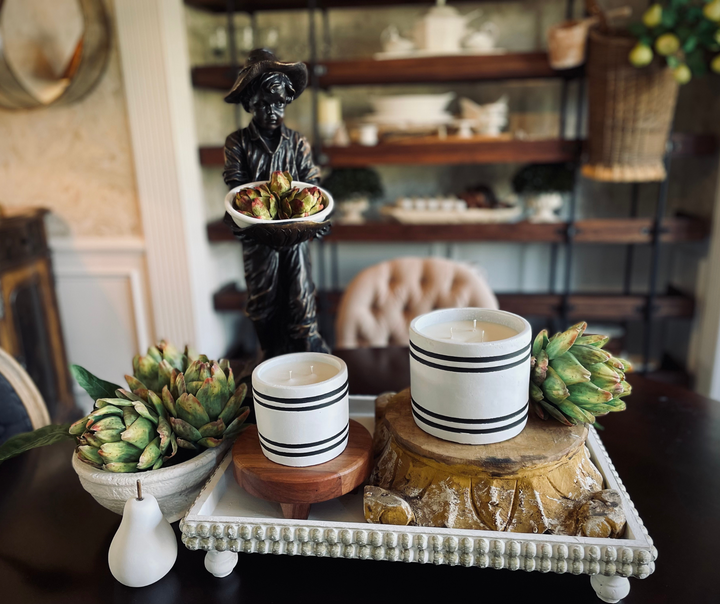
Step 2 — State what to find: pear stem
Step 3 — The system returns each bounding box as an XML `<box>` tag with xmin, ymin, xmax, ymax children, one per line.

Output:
<box><xmin>137</xmin><ymin>480</ymin><xmax>143</xmax><ymax>501</ymax></box>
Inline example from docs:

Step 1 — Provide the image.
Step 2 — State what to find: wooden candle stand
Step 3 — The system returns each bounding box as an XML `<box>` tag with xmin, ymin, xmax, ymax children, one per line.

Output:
<box><xmin>366</xmin><ymin>390</ymin><xmax>626</xmax><ymax>537</ymax></box>
<box><xmin>232</xmin><ymin>420</ymin><xmax>373</xmax><ymax>519</ymax></box>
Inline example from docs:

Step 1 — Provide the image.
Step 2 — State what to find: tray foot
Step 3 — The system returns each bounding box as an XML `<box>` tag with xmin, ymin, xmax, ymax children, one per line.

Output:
<box><xmin>204</xmin><ymin>551</ymin><xmax>238</xmax><ymax>578</ymax></box>
<box><xmin>590</xmin><ymin>575</ymin><xmax>630</xmax><ymax>603</ymax></box>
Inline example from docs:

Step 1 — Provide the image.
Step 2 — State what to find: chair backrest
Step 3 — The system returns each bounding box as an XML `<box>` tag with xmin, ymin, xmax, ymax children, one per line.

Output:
<box><xmin>335</xmin><ymin>257</ymin><xmax>499</xmax><ymax>349</ymax></box>
<box><xmin>0</xmin><ymin>347</ymin><xmax>50</xmax><ymax>444</ymax></box>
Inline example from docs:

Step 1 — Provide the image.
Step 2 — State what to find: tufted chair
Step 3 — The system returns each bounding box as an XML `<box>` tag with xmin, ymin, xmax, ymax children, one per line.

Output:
<box><xmin>335</xmin><ymin>257</ymin><xmax>498</xmax><ymax>349</ymax></box>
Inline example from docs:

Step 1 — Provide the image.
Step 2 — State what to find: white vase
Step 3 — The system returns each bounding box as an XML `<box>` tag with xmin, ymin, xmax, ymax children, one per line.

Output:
<box><xmin>72</xmin><ymin>441</ymin><xmax>231</xmax><ymax>522</ymax></box>
<box><xmin>526</xmin><ymin>192</ymin><xmax>564</xmax><ymax>223</ymax></box>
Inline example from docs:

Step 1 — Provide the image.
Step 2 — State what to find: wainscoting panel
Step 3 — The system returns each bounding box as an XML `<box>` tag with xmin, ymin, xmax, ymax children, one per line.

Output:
<box><xmin>50</xmin><ymin>238</ymin><xmax>153</xmax><ymax>411</ymax></box>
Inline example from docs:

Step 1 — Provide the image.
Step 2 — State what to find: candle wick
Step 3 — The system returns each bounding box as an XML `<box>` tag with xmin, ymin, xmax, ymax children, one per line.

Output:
<box><xmin>289</xmin><ymin>370</ymin><xmax>293</xmax><ymax>380</ymax></box>
<box><xmin>310</xmin><ymin>365</ymin><xmax>314</xmax><ymax>375</ymax></box>
<box><xmin>480</xmin><ymin>329</ymin><xmax>485</xmax><ymax>343</ymax></box>
<box><xmin>473</xmin><ymin>319</ymin><xmax>477</xmax><ymax>331</ymax></box>
<box><xmin>450</xmin><ymin>327</ymin><xmax>454</xmax><ymax>340</ymax></box>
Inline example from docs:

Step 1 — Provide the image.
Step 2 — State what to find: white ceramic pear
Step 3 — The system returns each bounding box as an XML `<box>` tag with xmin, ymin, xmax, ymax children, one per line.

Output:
<box><xmin>108</xmin><ymin>482</ymin><xmax>178</xmax><ymax>587</ymax></box>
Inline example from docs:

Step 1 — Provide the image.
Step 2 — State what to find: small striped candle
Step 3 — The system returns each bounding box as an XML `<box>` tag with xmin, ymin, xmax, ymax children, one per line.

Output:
<box><xmin>252</xmin><ymin>353</ymin><xmax>349</xmax><ymax>467</ymax></box>
<box><xmin>409</xmin><ymin>308</ymin><xmax>532</xmax><ymax>445</ymax></box>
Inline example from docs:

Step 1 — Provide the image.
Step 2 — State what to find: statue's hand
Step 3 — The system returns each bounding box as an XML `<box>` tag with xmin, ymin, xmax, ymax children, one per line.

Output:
<box><xmin>223</xmin><ymin>213</ymin><xmax>331</xmax><ymax>248</ymax></box>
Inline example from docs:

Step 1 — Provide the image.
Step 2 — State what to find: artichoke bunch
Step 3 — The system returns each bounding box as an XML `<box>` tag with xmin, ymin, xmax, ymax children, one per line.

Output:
<box><xmin>71</xmin><ymin>342</ymin><xmax>249</xmax><ymax>473</ymax></box>
<box><xmin>233</xmin><ymin>170</ymin><xmax>325</xmax><ymax>221</ymax></box>
<box><xmin>529</xmin><ymin>322</ymin><xmax>632</xmax><ymax>426</ymax></box>
<box><xmin>71</xmin><ymin>388</ymin><xmax>178</xmax><ymax>472</ymax></box>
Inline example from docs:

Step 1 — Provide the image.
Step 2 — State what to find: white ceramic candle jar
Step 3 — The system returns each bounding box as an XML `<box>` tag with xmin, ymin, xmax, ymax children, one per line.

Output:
<box><xmin>252</xmin><ymin>353</ymin><xmax>349</xmax><ymax>467</ymax></box>
<box><xmin>409</xmin><ymin>308</ymin><xmax>532</xmax><ymax>445</ymax></box>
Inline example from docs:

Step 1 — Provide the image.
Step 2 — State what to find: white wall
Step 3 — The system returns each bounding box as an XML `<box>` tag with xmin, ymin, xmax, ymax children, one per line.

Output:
<box><xmin>51</xmin><ymin>238</ymin><xmax>153</xmax><ymax>411</ymax></box>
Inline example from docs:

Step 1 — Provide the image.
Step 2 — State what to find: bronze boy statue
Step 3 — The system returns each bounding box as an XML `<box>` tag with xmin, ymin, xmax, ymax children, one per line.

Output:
<box><xmin>223</xmin><ymin>49</ymin><xmax>329</xmax><ymax>359</ymax></box>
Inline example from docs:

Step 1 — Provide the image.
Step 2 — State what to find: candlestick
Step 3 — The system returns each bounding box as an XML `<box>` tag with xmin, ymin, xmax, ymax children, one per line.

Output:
<box><xmin>252</xmin><ymin>352</ymin><xmax>350</xmax><ymax>467</ymax></box>
<box><xmin>409</xmin><ymin>308</ymin><xmax>532</xmax><ymax>445</ymax></box>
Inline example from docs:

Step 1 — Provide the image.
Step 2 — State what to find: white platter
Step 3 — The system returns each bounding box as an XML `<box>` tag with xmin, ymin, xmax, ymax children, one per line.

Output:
<box><xmin>373</xmin><ymin>48</ymin><xmax>507</xmax><ymax>60</ymax></box>
<box><xmin>181</xmin><ymin>396</ymin><xmax>656</xmax><ymax>603</ymax></box>
<box><xmin>381</xmin><ymin>205</ymin><xmax>523</xmax><ymax>224</ymax></box>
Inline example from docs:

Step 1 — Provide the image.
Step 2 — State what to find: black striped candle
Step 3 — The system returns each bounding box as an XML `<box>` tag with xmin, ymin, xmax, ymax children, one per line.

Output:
<box><xmin>252</xmin><ymin>353</ymin><xmax>349</xmax><ymax>467</ymax></box>
<box><xmin>409</xmin><ymin>308</ymin><xmax>532</xmax><ymax>445</ymax></box>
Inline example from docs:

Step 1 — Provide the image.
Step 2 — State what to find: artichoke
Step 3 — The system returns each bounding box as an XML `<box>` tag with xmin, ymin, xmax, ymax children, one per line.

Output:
<box><xmin>269</xmin><ymin>170</ymin><xmax>293</xmax><ymax>197</ymax></box>
<box><xmin>71</xmin><ymin>344</ymin><xmax>250</xmax><ymax>472</ymax></box>
<box><xmin>279</xmin><ymin>186</ymin><xmax>325</xmax><ymax>219</ymax></box>
<box><xmin>70</xmin><ymin>388</ymin><xmax>179</xmax><ymax>472</ymax></box>
<box><xmin>529</xmin><ymin>322</ymin><xmax>632</xmax><ymax>426</ymax></box>
<box><xmin>234</xmin><ymin>184</ymin><xmax>278</xmax><ymax>220</ymax></box>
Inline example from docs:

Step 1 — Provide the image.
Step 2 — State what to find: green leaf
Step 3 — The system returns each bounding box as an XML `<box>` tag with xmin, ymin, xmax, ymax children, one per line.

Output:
<box><xmin>667</xmin><ymin>55</ymin><xmax>681</xmax><ymax>68</ymax></box>
<box><xmin>628</xmin><ymin>23</ymin><xmax>647</xmax><ymax>38</ymax></box>
<box><xmin>683</xmin><ymin>35</ymin><xmax>698</xmax><ymax>53</ymax></box>
<box><xmin>70</xmin><ymin>365</ymin><xmax>121</xmax><ymax>402</ymax></box>
<box><xmin>661</xmin><ymin>8</ymin><xmax>678</xmax><ymax>29</ymax></box>
<box><xmin>0</xmin><ymin>424</ymin><xmax>74</xmax><ymax>464</ymax></box>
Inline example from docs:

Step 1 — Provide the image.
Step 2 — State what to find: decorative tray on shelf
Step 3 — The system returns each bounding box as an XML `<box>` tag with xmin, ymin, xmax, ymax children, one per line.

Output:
<box><xmin>180</xmin><ymin>396</ymin><xmax>656</xmax><ymax>603</ymax></box>
<box><xmin>381</xmin><ymin>205</ymin><xmax>522</xmax><ymax>224</ymax></box>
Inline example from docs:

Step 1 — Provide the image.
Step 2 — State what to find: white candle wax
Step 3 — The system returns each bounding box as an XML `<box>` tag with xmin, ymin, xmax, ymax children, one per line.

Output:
<box><xmin>421</xmin><ymin>319</ymin><xmax>518</xmax><ymax>343</ymax></box>
<box><xmin>260</xmin><ymin>360</ymin><xmax>339</xmax><ymax>387</ymax></box>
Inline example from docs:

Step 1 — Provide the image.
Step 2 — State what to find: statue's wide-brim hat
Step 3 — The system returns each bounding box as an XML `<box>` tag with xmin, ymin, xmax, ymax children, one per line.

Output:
<box><xmin>224</xmin><ymin>48</ymin><xmax>308</xmax><ymax>104</ymax></box>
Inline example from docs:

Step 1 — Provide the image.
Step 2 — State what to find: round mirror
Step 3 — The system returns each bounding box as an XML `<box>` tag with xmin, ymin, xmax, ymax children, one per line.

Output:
<box><xmin>0</xmin><ymin>0</ymin><xmax>110</xmax><ymax>109</ymax></box>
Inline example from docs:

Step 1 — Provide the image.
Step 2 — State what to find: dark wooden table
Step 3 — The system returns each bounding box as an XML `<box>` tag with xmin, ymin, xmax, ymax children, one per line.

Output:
<box><xmin>1</xmin><ymin>347</ymin><xmax>718</xmax><ymax>603</ymax></box>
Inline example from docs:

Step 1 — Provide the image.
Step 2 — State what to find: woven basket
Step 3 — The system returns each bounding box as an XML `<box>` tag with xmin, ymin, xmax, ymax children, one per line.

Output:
<box><xmin>547</xmin><ymin>19</ymin><xmax>592</xmax><ymax>70</ymax></box>
<box><xmin>582</xmin><ymin>29</ymin><xmax>679</xmax><ymax>182</ymax></box>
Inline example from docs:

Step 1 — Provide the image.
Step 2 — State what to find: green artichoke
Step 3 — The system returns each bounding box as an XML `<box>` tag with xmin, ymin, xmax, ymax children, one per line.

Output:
<box><xmin>128</xmin><ymin>349</ymin><xmax>250</xmax><ymax>452</ymax></box>
<box><xmin>269</xmin><ymin>170</ymin><xmax>293</xmax><ymax>197</ymax></box>
<box><xmin>70</xmin><ymin>388</ymin><xmax>178</xmax><ymax>472</ymax></box>
<box><xmin>530</xmin><ymin>322</ymin><xmax>632</xmax><ymax>426</ymax></box>
<box><xmin>234</xmin><ymin>184</ymin><xmax>277</xmax><ymax>220</ymax></box>
<box><xmin>71</xmin><ymin>344</ymin><xmax>250</xmax><ymax>472</ymax></box>
<box><xmin>279</xmin><ymin>186</ymin><xmax>325</xmax><ymax>219</ymax></box>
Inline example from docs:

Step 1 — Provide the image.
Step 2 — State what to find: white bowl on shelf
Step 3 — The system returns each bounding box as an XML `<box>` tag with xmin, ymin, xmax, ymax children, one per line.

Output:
<box><xmin>369</xmin><ymin>93</ymin><xmax>455</xmax><ymax>124</ymax></box>
<box><xmin>225</xmin><ymin>181</ymin><xmax>334</xmax><ymax>229</ymax></box>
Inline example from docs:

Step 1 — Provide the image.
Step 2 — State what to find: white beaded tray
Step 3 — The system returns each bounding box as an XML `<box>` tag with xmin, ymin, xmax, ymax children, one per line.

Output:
<box><xmin>180</xmin><ymin>396</ymin><xmax>656</xmax><ymax>603</ymax></box>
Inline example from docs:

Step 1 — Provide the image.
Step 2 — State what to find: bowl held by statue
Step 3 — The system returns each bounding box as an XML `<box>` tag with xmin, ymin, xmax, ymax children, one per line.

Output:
<box><xmin>225</xmin><ymin>181</ymin><xmax>334</xmax><ymax>229</ymax></box>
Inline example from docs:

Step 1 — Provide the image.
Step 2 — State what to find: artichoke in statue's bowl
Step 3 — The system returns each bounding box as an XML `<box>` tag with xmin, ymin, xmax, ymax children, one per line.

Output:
<box><xmin>529</xmin><ymin>322</ymin><xmax>633</xmax><ymax>426</ymax></box>
<box><xmin>225</xmin><ymin>170</ymin><xmax>334</xmax><ymax>229</ymax></box>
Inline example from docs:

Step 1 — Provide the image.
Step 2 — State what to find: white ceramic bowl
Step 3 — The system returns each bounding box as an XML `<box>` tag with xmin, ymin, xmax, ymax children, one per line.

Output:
<box><xmin>71</xmin><ymin>441</ymin><xmax>231</xmax><ymax>522</ymax></box>
<box><xmin>224</xmin><ymin>181</ymin><xmax>334</xmax><ymax>229</ymax></box>
<box><xmin>369</xmin><ymin>93</ymin><xmax>455</xmax><ymax>122</ymax></box>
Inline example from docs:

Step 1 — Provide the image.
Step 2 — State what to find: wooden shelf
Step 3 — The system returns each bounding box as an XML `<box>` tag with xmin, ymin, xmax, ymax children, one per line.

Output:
<box><xmin>199</xmin><ymin>133</ymin><xmax>717</xmax><ymax>168</ymax></box>
<box><xmin>192</xmin><ymin>53</ymin><xmax>580</xmax><ymax>91</ymax></box>
<box><xmin>200</xmin><ymin>139</ymin><xmax>580</xmax><ymax>167</ymax></box>
<box><xmin>207</xmin><ymin>216</ymin><xmax>709</xmax><ymax>244</ymax></box>
<box><xmin>213</xmin><ymin>283</ymin><xmax>695</xmax><ymax>321</ymax></box>
<box><xmin>186</xmin><ymin>0</ymin><xmax>507</xmax><ymax>12</ymax></box>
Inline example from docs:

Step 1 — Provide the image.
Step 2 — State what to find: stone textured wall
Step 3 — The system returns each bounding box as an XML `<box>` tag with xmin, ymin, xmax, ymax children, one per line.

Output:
<box><xmin>0</xmin><ymin>0</ymin><xmax>142</xmax><ymax>239</ymax></box>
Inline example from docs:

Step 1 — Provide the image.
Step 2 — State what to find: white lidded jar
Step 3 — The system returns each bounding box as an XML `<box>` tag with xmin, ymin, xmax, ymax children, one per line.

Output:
<box><xmin>252</xmin><ymin>353</ymin><xmax>349</xmax><ymax>467</ymax></box>
<box><xmin>409</xmin><ymin>308</ymin><xmax>532</xmax><ymax>445</ymax></box>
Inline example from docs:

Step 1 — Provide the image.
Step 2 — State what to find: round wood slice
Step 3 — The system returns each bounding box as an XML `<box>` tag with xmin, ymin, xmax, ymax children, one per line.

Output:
<box><xmin>367</xmin><ymin>390</ymin><xmax>615</xmax><ymax>535</ymax></box>
<box><xmin>233</xmin><ymin>420</ymin><xmax>373</xmax><ymax>512</ymax></box>
<box><xmin>386</xmin><ymin>389</ymin><xmax>589</xmax><ymax>475</ymax></box>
